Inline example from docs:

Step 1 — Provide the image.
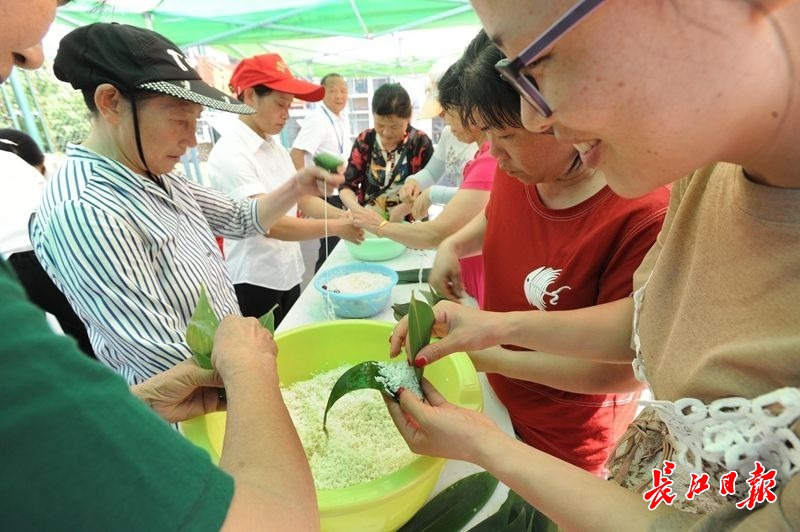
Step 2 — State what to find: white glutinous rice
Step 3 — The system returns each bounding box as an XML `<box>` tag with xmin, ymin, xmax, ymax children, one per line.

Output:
<box><xmin>375</xmin><ymin>361</ymin><xmax>424</xmax><ymax>399</ymax></box>
<box><xmin>324</xmin><ymin>272</ymin><xmax>392</xmax><ymax>294</ymax></box>
<box><xmin>281</xmin><ymin>365</ymin><xmax>417</xmax><ymax>490</ymax></box>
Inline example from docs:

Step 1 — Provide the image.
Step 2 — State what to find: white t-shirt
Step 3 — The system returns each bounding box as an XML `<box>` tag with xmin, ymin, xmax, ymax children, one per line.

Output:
<box><xmin>0</xmin><ymin>151</ymin><xmax>45</xmax><ymax>257</ymax></box>
<box><xmin>291</xmin><ymin>103</ymin><xmax>352</xmax><ymax>166</ymax></box>
<box><xmin>206</xmin><ymin>119</ymin><xmax>304</xmax><ymax>290</ymax></box>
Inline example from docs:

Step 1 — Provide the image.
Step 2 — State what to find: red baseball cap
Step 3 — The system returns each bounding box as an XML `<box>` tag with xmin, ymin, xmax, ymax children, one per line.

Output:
<box><xmin>229</xmin><ymin>53</ymin><xmax>324</xmax><ymax>102</ymax></box>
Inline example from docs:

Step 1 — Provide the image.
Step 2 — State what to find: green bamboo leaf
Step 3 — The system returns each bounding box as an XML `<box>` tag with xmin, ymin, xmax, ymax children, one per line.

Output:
<box><xmin>392</xmin><ymin>302</ymin><xmax>410</xmax><ymax>321</ymax></box>
<box><xmin>258</xmin><ymin>303</ymin><xmax>279</xmax><ymax>334</ymax></box>
<box><xmin>185</xmin><ymin>284</ymin><xmax>219</xmax><ymax>369</ymax></box>
<box><xmin>531</xmin><ymin>509</ymin><xmax>558</xmax><ymax>532</ymax></box>
<box><xmin>468</xmin><ymin>489</ymin><xmax>533</xmax><ymax>532</ymax></box>
<box><xmin>395</xmin><ymin>268</ymin><xmax>431</xmax><ymax>284</ymax></box>
<box><xmin>421</xmin><ymin>285</ymin><xmax>447</xmax><ymax>306</ymax></box>
<box><xmin>398</xmin><ymin>471</ymin><xmax>499</xmax><ymax>532</ymax></box>
<box><xmin>408</xmin><ymin>291</ymin><xmax>434</xmax><ymax>381</ymax></box>
<box><xmin>323</xmin><ymin>361</ymin><xmax>387</xmax><ymax>430</ymax></box>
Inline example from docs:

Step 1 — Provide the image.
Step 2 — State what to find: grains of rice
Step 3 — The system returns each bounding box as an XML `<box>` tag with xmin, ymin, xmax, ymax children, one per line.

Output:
<box><xmin>376</xmin><ymin>361</ymin><xmax>424</xmax><ymax>399</ymax></box>
<box><xmin>281</xmin><ymin>365</ymin><xmax>417</xmax><ymax>490</ymax></box>
<box><xmin>324</xmin><ymin>272</ymin><xmax>392</xmax><ymax>294</ymax></box>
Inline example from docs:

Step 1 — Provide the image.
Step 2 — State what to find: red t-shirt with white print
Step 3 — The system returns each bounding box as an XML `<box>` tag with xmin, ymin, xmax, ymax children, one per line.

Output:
<box><xmin>482</xmin><ymin>169</ymin><xmax>669</xmax><ymax>475</ymax></box>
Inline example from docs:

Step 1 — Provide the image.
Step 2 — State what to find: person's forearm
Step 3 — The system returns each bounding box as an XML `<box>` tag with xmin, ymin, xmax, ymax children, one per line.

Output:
<box><xmin>255</xmin><ymin>180</ymin><xmax>302</xmax><ymax>230</ymax></box>
<box><xmin>470</xmin><ymin>346</ymin><xmax>644</xmax><ymax>394</ymax></box>
<box><xmin>475</xmin><ymin>434</ymin><xmax>667</xmax><ymax>532</ymax></box>
<box><xmin>290</xmin><ymin>148</ymin><xmax>307</xmax><ymax>170</ymax></box>
<box><xmin>428</xmin><ymin>185</ymin><xmax>458</xmax><ymax>205</ymax></box>
<box><xmin>492</xmin><ymin>298</ymin><xmax>636</xmax><ymax>363</ymax></box>
<box><xmin>298</xmin><ymin>195</ymin><xmax>347</xmax><ymax>219</ymax></box>
<box><xmin>266</xmin><ymin>215</ymin><xmax>346</xmax><ymax>241</ymax></box>
<box><xmin>338</xmin><ymin>188</ymin><xmax>361</xmax><ymax>211</ymax></box>
<box><xmin>447</xmin><ymin>211</ymin><xmax>487</xmax><ymax>259</ymax></box>
<box><xmin>380</xmin><ymin>220</ymin><xmax>443</xmax><ymax>249</ymax></box>
<box><xmin>219</xmin><ymin>358</ymin><xmax>316</xmax><ymax>517</ymax></box>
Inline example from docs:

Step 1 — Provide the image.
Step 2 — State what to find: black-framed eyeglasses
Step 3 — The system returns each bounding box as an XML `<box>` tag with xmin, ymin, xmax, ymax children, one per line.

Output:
<box><xmin>495</xmin><ymin>0</ymin><xmax>606</xmax><ymax>118</ymax></box>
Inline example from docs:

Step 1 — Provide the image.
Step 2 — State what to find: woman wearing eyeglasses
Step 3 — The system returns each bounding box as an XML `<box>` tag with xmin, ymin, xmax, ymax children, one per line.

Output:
<box><xmin>387</xmin><ymin>0</ymin><xmax>800</xmax><ymax>529</ymax></box>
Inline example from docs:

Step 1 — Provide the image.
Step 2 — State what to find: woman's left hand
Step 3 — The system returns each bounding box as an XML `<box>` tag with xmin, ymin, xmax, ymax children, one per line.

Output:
<box><xmin>384</xmin><ymin>378</ymin><xmax>501</xmax><ymax>463</ymax></box>
<box><xmin>411</xmin><ymin>189</ymin><xmax>433</xmax><ymax>220</ymax></box>
<box><xmin>352</xmin><ymin>207</ymin><xmax>385</xmax><ymax>233</ymax></box>
<box><xmin>389</xmin><ymin>202</ymin><xmax>412</xmax><ymax>222</ymax></box>
<box><xmin>131</xmin><ymin>358</ymin><xmax>226</xmax><ymax>423</ymax></box>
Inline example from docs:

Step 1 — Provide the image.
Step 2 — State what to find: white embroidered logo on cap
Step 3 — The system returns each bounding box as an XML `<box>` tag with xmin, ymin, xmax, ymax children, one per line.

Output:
<box><xmin>181</xmin><ymin>80</ymin><xmax>190</xmax><ymax>90</ymax></box>
<box><xmin>167</xmin><ymin>49</ymin><xmax>190</xmax><ymax>71</ymax></box>
<box><xmin>523</xmin><ymin>266</ymin><xmax>571</xmax><ymax>310</ymax></box>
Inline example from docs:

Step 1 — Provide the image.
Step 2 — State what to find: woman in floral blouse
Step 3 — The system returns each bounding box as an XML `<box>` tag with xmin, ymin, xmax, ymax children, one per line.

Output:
<box><xmin>339</xmin><ymin>83</ymin><xmax>433</xmax><ymax>222</ymax></box>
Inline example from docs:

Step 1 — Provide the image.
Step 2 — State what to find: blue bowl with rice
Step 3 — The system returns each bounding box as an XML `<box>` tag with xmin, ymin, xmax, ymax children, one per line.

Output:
<box><xmin>314</xmin><ymin>263</ymin><xmax>398</xmax><ymax>318</ymax></box>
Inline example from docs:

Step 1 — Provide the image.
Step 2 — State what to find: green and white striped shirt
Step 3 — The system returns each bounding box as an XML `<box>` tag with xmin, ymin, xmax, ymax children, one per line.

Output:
<box><xmin>31</xmin><ymin>144</ymin><xmax>265</xmax><ymax>384</ymax></box>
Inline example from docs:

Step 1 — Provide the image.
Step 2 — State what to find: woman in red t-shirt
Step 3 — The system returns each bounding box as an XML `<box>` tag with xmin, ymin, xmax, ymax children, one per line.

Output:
<box><xmin>419</xmin><ymin>31</ymin><xmax>669</xmax><ymax>475</ymax></box>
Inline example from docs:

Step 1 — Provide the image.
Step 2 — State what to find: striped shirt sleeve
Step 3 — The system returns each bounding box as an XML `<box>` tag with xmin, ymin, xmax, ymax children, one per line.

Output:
<box><xmin>183</xmin><ymin>178</ymin><xmax>267</xmax><ymax>238</ymax></box>
<box><xmin>36</xmin><ymin>200</ymin><xmax>195</xmax><ymax>384</ymax></box>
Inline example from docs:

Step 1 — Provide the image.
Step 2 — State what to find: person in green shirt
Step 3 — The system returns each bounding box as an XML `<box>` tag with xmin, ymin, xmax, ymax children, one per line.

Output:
<box><xmin>1</xmin><ymin>2</ymin><xmax>318</xmax><ymax>529</ymax></box>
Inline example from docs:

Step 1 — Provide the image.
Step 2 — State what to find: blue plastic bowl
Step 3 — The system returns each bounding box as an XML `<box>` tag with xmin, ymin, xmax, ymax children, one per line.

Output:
<box><xmin>314</xmin><ymin>263</ymin><xmax>399</xmax><ymax>318</ymax></box>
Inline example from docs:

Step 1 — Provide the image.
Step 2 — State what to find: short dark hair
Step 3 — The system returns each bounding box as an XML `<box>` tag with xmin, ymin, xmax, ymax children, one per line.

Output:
<box><xmin>436</xmin><ymin>61</ymin><xmax>463</xmax><ymax>112</ymax></box>
<box><xmin>459</xmin><ymin>30</ymin><xmax>523</xmax><ymax>130</ymax></box>
<box><xmin>371</xmin><ymin>83</ymin><xmax>411</xmax><ymax>118</ymax></box>
<box><xmin>0</xmin><ymin>128</ymin><xmax>45</xmax><ymax>168</ymax></box>
<box><xmin>235</xmin><ymin>84</ymin><xmax>273</xmax><ymax>103</ymax></box>
<box><xmin>320</xmin><ymin>73</ymin><xmax>344</xmax><ymax>87</ymax></box>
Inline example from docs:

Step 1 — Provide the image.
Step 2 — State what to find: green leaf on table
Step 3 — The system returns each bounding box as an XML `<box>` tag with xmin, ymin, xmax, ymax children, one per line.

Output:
<box><xmin>398</xmin><ymin>471</ymin><xmax>499</xmax><ymax>532</ymax></box>
<box><xmin>392</xmin><ymin>302</ymin><xmax>410</xmax><ymax>321</ymax></box>
<box><xmin>395</xmin><ymin>268</ymin><xmax>431</xmax><ymax>284</ymax></box>
<box><xmin>258</xmin><ymin>303</ymin><xmax>279</xmax><ymax>334</ymax></box>
<box><xmin>407</xmin><ymin>291</ymin><xmax>434</xmax><ymax>381</ymax></box>
<box><xmin>467</xmin><ymin>489</ymin><xmax>534</xmax><ymax>532</ymax></box>
<box><xmin>531</xmin><ymin>509</ymin><xmax>559</xmax><ymax>532</ymax></box>
<box><xmin>322</xmin><ymin>361</ymin><xmax>386</xmax><ymax>431</ymax></box>
<box><xmin>185</xmin><ymin>284</ymin><xmax>219</xmax><ymax>369</ymax></box>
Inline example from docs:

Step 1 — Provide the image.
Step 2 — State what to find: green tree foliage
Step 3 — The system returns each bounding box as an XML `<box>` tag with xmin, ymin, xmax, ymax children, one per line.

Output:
<box><xmin>0</xmin><ymin>63</ymin><xmax>91</xmax><ymax>154</ymax></box>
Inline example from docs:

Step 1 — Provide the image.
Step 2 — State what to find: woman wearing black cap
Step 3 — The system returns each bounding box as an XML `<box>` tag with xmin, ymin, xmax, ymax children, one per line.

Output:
<box><xmin>31</xmin><ymin>23</ymin><xmax>342</xmax><ymax>385</ymax></box>
<box><xmin>1</xmin><ymin>6</ymin><xmax>319</xmax><ymax>532</ymax></box>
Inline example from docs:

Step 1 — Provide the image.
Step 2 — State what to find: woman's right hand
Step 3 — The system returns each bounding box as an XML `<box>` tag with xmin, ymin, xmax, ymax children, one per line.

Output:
<box><xmin>293</xmin><ymin>166</ymin><xmax>343</xmax><ymax>197</ymax></box>
<box><xmin>429</xmin><ymin>241</ymin><xmax>464</xmax><ymax>301</ymax></box>
<box><xmin>352</xmin><ymin>207</ymin><xmax>385</xmax><ymax>234</ymax></box>
<box><xmin>212</xmin><ymin>316</ymin><xmax>278</xmax><ymax>378</ymax></box>
<box><xmin>389</xmin><ymin>300</ymin><xmax>503</xmax><ymax>367</ymax></box>
<box><xmin>332</xmin><ymin>217</ymin><xmax>365</xmax><ymax>243</ymax></box>
<box><xmin>385</xmin><ymin>379</ymin><xmax>501</xmax><ymax>463</ymax></box>
<box><xmin>399</xmin><ymin>179</ymin><xmax>420</xmax><ymax>204</ymax></box>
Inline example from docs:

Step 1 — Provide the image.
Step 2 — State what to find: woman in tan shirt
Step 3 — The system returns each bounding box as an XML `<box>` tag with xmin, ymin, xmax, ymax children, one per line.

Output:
<box><xmin>387</xmin><ymin>0</ymin><xmax>800</xmax><ymax>529</ymax></box>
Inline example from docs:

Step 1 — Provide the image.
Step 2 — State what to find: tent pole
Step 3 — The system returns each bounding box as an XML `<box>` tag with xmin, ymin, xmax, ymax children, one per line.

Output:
<box><xmin>7</xmin><ymin>69</ymin><xmax>45</xmax><ymax>149</ymax></box>
<box><xmin>22</xmin><ymin>70</ymin><xmax>55</xmax><ymax>152</ymax></box>
<box><xmin>1</xmin><ymin>83</ymin><xmax>21</xmax><ymax>130</ymax></box>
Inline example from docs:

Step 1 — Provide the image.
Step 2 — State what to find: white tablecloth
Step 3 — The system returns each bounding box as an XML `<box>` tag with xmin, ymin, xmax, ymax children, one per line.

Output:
<box><xmin>277</xmin><ymin>241</ymin><xmax>515</xmax><ymax>530</ymax></box>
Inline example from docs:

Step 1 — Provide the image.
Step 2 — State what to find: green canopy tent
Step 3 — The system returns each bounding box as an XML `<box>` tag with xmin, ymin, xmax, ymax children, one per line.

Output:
<box><xmin>55</xmin><ymin>0</ymin><xmax>482</xmax><ymax>78</ymax></box>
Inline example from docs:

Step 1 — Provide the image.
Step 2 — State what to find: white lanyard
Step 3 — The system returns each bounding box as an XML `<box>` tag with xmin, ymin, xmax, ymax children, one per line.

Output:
<box><xmin>321</xmin><ymin>106</ymin><xmax>344</xmax><ymax>154</ymax></box>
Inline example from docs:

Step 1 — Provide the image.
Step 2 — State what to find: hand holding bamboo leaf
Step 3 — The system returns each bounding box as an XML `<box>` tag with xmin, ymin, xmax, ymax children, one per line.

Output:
<box><xmin>322</xmin><ymin>293</ymin><xmax>435</xmax><ymax>430</ymax></box>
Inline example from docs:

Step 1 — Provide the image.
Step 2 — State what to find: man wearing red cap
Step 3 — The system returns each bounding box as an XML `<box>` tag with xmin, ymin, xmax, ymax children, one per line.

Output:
<box><xmin>208</xmin><ymin>54</ymin><xmax>363</xmax><ymax>324</ymax></box>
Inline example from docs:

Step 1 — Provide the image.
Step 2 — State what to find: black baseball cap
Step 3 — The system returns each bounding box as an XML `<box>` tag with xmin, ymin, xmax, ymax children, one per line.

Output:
<box><xmin>54</xmin><ymin>22</ymin><xmax>254</xmax><ymax>114</ymax></box>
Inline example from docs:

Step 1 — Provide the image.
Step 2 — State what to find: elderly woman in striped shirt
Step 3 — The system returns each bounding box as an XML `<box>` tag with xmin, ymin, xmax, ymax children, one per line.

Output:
<box><xmin>31</xmin><ymin>23</ymin><xmax>341</xmax><ymax>384</ymax></box>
